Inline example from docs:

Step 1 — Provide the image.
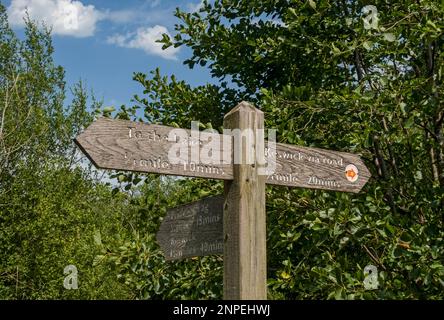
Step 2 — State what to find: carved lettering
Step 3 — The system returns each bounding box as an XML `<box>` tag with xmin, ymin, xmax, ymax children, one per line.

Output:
<box><xmin>76</xmin><ymin>118</ymin><xmax>371</xmax><ymax>193</ymax></box>
<box><xmin>322</xmin><ymin>157</ymin><xmax>343</xmax><ymax>167</ymax></box>
<box><xmin>200</xmin><ymin>240</ymin><xmax>223</xmax><ymax>253</ymax></box>
<box><xmin>183</xmin><ymin>162</ymin><xmax>224</xmax><ymax>175</ymax></box>
<box><xmin>308</xmin><ymin>176</ymin><xmax>340</xmax><ymax>188</ymax></box>
<box><xmin>267</xmin><ymin>173</ymin><xmax>298</xmax><ymax>183</ymax></box>
<box><xmin>197</xmin><ymin>214</ymin><xmax>220</xmax><ymax>227</ymax></box>
<box><xmin>169</xmin><ymin>249</ymin><xmax>183</xmax><ymax>259</ymax></box>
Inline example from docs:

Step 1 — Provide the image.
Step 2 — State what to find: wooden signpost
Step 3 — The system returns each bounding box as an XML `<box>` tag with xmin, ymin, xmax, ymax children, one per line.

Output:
<box><xmin>156</xmin><ymin>195</ymin><xmax>224</xmax><ymax>260</ymax></box>
<box><xmin>74</xmin><ymin>118</ymin><xmax>232</xmax><ymax>181</ymax></box>
<box><xmin>222</xmin><ymin>103</ymin><xmax>267</xmax><ymax>299</ymax></box>
<box><xmin>75</xmin><ymin>101</ymin><xmax>371</xmax><ymax>300</ymax></box>
<box><xmin>75</xmin><ymin>117</ymin><xmax>370</xmax><ymax>193</ymax></box>
<box><xmin>265</xmin><ymin>143</ymin><xmax>370</xmax><ymax>193</ymax></box>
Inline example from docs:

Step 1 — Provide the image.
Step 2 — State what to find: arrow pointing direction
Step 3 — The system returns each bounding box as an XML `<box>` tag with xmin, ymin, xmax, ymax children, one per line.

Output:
<box><xmin>265</xmin><ymin>142</ymin><xmax>371</xmax><ymax>193</ymax></box>
<box><xmin>74</xmin><ymin>117</ymin><xmax>232</xmax><ymax>180</ymax></box>
<box><xmin>75</xmin><ymin>117</ymin><xmax>370</xmax><ymax>193</ymax></box>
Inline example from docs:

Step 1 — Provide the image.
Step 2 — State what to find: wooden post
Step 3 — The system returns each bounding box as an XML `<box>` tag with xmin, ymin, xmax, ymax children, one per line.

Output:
<box><xmin>223</xmin><ymin>101</ymin><xmax>267</xmax><ymax>300</ymax></box>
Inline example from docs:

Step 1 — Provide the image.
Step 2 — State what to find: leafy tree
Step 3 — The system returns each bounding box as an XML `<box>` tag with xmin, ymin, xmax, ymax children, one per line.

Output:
<box><xmin>0</xmin><ymin>3</ymin><xmax>129</xmax><ymax>299</ymax></box>
<box><xmin>95</xmin><ymin>177</ymin><xmax>224</xmax><ymax>299</ymax></box>
<box><xmin>107</xmin><ymin>0</ymin><xmax>443</xmax><ymax>299</ymax></box>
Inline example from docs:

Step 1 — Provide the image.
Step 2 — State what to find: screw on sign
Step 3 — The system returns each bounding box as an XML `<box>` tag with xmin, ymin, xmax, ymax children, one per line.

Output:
<box><xmin>75</xmin><ymin>101</ymin><xmax>371</xmax><ymax>300</ymax></box>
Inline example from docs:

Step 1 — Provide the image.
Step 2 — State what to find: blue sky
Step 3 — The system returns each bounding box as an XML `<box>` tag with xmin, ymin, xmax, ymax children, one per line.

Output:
<box><xmin>4</xmin><ymin>0</ymin><xmax>213</xmax><ymax>109</ymax></box>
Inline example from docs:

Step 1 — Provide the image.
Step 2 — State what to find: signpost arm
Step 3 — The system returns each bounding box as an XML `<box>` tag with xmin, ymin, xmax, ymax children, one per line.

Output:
<box><xmin>223</xmin><ymin>101</ymin><xmax>267</xmax><ymax>300</ymax></box>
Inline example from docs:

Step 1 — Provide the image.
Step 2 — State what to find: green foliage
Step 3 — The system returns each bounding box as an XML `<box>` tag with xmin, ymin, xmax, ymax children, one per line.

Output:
<box><xmin>0</xmin><ymin>4</ymin><xmax>126</xmax><ymax>299</ymax></box>
<box><xmin>1</xmin><ymin>0</ymin><xmax>443</xmax><ymax>300</ymax></box>
<box><xmin>96</xmin><ymin>177</ymin><xmax>224</xmax><ymax>299</ymax></box>
<box><xmin>131</xmin><ymin>68</ymin><xmax>245</xmax><ymax>130</ymax></box>
<box><xmin>0</xmin><ymin>5</ymin><xmax>96</xmax><ymax>181</ymax></box>
<box><xmin>0</xmin><ymin>164</ymin><xmax>131</xmax><ymax>299</ymax></box>
<box><xmin>107</xmin><ymin>0</ymin><xmax>443</xmax><ymax>299</ymax></box>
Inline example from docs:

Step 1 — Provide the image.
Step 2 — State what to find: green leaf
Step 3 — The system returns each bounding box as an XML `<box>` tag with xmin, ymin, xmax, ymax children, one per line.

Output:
<box><xmin>103</xmin><ymin>106</ymin><xmax>116</xmax><ymax>113</ymax></box>
<box><xmin>399</xmin><ymin>102</ymin><xmax>406</xmax><ymax>114</ymax></box>
<box><xmin>363</xmin><ymin>41</ymin><xmax>372</xmax><ymax>50</ymax></box>
<box><xmin>383</xmin><ymin>33</ymin><xmax>396</xmax><ymax>42</ymax></box>
<box><xmin>92</xmin><ymin>255</ymin><xmax>105</xmax><ymax>266</ymax></box>
<box><xmin>93</xmin><ymin>230</ymin><xmax>102</xmax><ymax>246</ymax></box>
<box><xmin>414</xmin><ymin>170</ymin><xmax>423</xmax><ymax>181</ymax></box>
<box><xmin>430</xmin><ymin>263</ymin><xmax>443</xmax><ymax>270</ymax></box>
<box><xmin>334</xmin><ymin>288</ymin><xmax>344</xmax><ymax>300</ymax></box>
<box><xmin>288</xmin><ymin>8</ymin><xmax>297</xmax><ymax>18</ymax></box>
<box><xmin>281</xmin><ymin>271</ymin><xmax>291</xmax><ymax>279</ymax></box>
<box><xmin>308</xmin><ymin>0</ymin><xmax>316</xmax><ymax>9</ymax></box>
<box><xmin>331</xmin><ymin>43</ymin><xmax>341</xmax><ymax>55</ymax></box>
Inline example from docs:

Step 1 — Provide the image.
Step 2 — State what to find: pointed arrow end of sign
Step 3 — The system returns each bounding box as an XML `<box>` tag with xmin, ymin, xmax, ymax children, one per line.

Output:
<box><xmin>354</xmin><ymin>157</ymin><xmax>371</xmax><ymax>193</ymax></box>
<box><xmin>74</xmin><ymin>134</ymin><xmax>102</xmax><ymax>170</ymax></box>
<box><xmin>73</xmin><ymin>119</ymin><xmax>111</xmax><ymax>170</ymax></box>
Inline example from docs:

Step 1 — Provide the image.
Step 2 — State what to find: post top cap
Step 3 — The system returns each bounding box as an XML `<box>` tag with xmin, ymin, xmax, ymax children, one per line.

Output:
<box><xmin>224</xmin><ymin>101</ymin><xmax>262</xmax><ymax>118</ymax></box>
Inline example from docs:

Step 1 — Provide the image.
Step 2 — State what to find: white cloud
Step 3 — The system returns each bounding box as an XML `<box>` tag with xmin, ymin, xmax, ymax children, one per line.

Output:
<box><xmin>100</xmin><ymin>7</ymin><xmax>176</xmax><ymax>26</ymax></box>
<box><xmin>186</xmin><ymin>1</ymin><xmax>204</xmax><ymax>13</ymax></box>
<box><xmin>106</xmin><ymin>33</ymin><xmax>132</xmax><ymax>49</ymax></box>
<box><xmin>7</xmin><ymin>0</ymin><xmax>100</xmax><ymax>37</ymax></box>
<box><xmin>100</xmin><ymin>9</ymin><xmax>139</xmax><ymax>24</ymax></box>
<box><xmin>107</xmin><ymin>25</ymin><xmax>180</xmax><ymax>60</ymax></box>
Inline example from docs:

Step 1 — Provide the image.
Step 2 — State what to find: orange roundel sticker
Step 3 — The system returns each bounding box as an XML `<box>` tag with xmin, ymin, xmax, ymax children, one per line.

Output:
<box><xmin>345</xmin><ymin>164</ymin><xmax>359</xmax><ymax>182</ymax></box>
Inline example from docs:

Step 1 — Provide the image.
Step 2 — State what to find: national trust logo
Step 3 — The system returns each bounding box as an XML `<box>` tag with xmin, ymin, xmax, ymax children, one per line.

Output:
<box><xmin>345</xmin><ymin>164</ymin><xmax>359</xmax><ymax>183</ymax></box>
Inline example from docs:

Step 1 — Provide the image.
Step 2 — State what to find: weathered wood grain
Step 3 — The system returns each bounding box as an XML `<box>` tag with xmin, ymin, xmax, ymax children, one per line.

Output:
<box><xmin>223</xmin><ymin>102</ymin><xmax>267</xmax><ymax>300</ymax></box>
<box><xmin>74</xmin><ymin>117</ymin><xmax>233</xmax><ymax>180</ymax></box>
<box><xmin>156</xmin><ymin>195</ymin><xmax>224</xmax><ymax>261</ymax></box>
<box><xmin>265</xmin><ymin>142</ymin><xmax>371</xmax><ymax>193</ymax></box>
<box><xmin>75</xmin><ymin>118</ymin><xmax>370</xmax><ymax>193</ymax></box>
<box><xmin>74</xmin><ymin>102</ymin><xmax>373</xmax><ymax>302</ymax></box>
